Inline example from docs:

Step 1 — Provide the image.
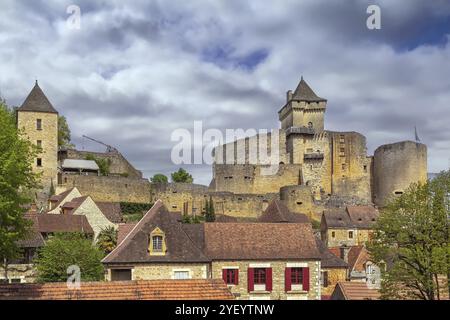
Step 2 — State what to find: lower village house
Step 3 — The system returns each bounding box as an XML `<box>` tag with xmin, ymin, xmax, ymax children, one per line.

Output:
<box><xmin>103</xmin><ymin>200</ymin><xmax>349</xmax><ymax>300</ymax></box>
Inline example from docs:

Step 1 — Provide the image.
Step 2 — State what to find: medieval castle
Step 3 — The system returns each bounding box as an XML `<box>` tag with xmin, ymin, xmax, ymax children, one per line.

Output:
<box><xmin>16</xmin><ymin>78</ymin><xmax>428</xmax><ymax>221</ymax></box>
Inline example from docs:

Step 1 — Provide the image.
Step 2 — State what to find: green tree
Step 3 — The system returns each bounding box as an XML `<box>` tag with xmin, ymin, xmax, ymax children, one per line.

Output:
<box><xmin>171</xmin><ymin>168</ymin><xmax>193</xmax><ymax>183</ymax></box>
<box><xmin>85</xmin><ymin>154</ymin><xmax>111</xmax><ymax>176</ymax></box>
<box><xmin>58</xmin><ymin>115</ymin><xmax>74</xmax><ymax>148</ymax></box>
<box><xmin>0</xmin><ymin>100</ymin><xmax>39</xmax><ymax>282</ymax></box>
<box><xmin>368</xmin><ymin>171</ymin><xmax>450</xmax><ymax>300</ymax></box>
<box><xmin>205</xmin><ymin>196</ymin><xmax>216</xmax><ymax>222</ymax></box>
<box><xmin>97</xmin><ymin>226</ymin><xmax>118</xmax><ymax>255</ymax></box>
<box><xmin>35</xmin><ymin>233</ymin><xmax>104</xmax><ymax>282</ymax></box>
<box><xmin>151</xmin><ymin>174</ymin><xmax>168</xmax><ymax>184</ymax></box>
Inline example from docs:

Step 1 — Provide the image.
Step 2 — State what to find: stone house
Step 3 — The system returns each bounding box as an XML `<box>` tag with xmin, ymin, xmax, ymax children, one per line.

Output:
<box><xmin>315</xmin><ymin>237</ymin><xmax>348</xmax><ymax>298</ymax></box>
<box><xmin>320</xmin><ymin>205</ymin><xmax>379</xmax><ymax>247</ymax></box>
<box><xmin>103</xmin><ymin>200</ymin><xmax>323</xmax><ymax>300</ymax></box>
<box><xmin>0</xmin><ymin>211</ymin><xmax>94</xmax><ymax>284</ymax></box>
<box><xmin>329</xmin><ymin>245</ymin><xmax>382</xmax><ymax>289</ymax></box>
<box><xmin>48</xmin><ymin>188</ymin><xmax>120</xmax><ymax>239</ymax></box>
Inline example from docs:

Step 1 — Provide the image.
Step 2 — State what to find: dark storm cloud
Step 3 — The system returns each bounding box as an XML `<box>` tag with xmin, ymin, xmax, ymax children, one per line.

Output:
<box><xmin>0</xmin><ymin>0</ymin><xmax>449</xmax><ymax>184</ymax></box>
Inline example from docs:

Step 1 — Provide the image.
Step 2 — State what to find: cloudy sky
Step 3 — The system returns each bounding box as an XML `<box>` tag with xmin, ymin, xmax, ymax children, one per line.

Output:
<box><xmin>1</xmin><ymin>0</ymin><xmax>449</xmax><ymax>185</ymax></box>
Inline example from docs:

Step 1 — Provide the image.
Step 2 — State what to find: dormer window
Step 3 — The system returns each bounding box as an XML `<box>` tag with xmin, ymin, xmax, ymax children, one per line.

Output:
<box><xmin>152</xmin><ymin>236</ymin><xmax>163</xmax><ymax>252</ymax></box>
<box><xmin>149</xmin><ymin>227</ymin><xmax>166</xmax><ymax>256</ymax></box>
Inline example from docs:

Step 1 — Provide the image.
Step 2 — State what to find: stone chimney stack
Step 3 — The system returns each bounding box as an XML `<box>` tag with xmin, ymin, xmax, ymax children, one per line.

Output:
<box><xmin>286</xmin><ymin>90</ymin><xmax>292</xmax><ymax>102</ymax></box>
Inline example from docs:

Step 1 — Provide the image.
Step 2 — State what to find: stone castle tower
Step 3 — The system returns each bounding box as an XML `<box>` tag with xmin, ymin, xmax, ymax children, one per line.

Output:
<box><xmin>17</xmin><ymin>81</ymin><xmax>59</xmax><ymax>199</ymax></box>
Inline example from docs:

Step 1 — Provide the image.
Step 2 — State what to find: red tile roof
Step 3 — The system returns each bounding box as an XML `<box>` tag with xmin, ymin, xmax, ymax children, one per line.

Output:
<box><xmin>0</xmin><ymin>279</ymin><xmax>233</xmax><ymax>300</ymax></box>
<box><xmin>333</xmin><ymin>281</ymin><xmax>380</xmax><ymax>300</ymax></box>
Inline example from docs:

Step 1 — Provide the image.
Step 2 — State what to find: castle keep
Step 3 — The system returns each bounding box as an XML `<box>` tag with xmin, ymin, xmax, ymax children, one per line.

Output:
<box><xmin>153</xmin><ymin>78</ymin><xmax>428</xmax><ymax>220</ymax></box>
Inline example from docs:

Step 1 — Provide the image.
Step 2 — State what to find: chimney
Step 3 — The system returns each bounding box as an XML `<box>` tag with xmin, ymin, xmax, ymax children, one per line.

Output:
<box><xmin>340</xmin><ymin>246</ymin><xmax>350</xmax><ymax>263</ymax></box>
<box><xmin>286</xmin><ymin>90</ymin><xmax>293</xmax><ymax>102</ymax></box>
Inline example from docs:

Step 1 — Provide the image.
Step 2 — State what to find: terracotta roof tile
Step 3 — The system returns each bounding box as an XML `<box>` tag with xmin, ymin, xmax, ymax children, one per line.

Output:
<box><xmin>117</xmin><ymin>223</ymin><xmax>137</xmax><ymax>244</ymax></box>
<box><xmin>0</xmin><ymin>279</ymin><xmax>233</xmax><ymax>300</ymax></box>
<box><xmin>333</xmin><ymin>281</ymin><xmax>380</xmax><ymax>300</ymax></box>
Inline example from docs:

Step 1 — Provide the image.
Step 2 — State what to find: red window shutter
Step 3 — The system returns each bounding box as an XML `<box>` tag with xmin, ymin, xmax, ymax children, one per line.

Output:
<box><xmin>266</xmin><ymin>268</ymin><xmax>273</xmax><ymax>291</ymax></box>
<box><xmin>302</xmin><ymin>267</ymin><xmax>310</xmax><ymax>291</ymax></box>
<box><xmin>247</xmin><ymin>268</ymin><xmax>254</xmax><ymax>292</ymax></box>
<box><xmin>285</xmin><ymin>267</ymin><xmax>292</xmax><ymax>292</ymax></box>
<box><xmin>222</xmin><ymin>269</ymin><xmax>227</xmax><ymax>284</ymax></box>
<box><xmin>235</xmin><ymin>269</ymin><xmax>239</xmax><ymax>285</ymax></box>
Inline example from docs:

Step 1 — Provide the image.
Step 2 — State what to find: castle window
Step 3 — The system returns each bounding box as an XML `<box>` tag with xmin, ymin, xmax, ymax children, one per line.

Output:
<box><xmin>296</xmin><ymin>201</ymin><xmax>303</xmax><ymax>205</ymax></box>
<box><xmin>36</xmin><ymin>119</ymin><xmax>42</xmax><ymax>130</ymax></box>
<box><xmin>363</xmin><ymin>165</ymin><xmax>367</xmax><ymax>172</ymax></box>
<box><xmin>341</xmin><ymin>164</ymin><xmax>346</xmax><ymax>170</ymax></box>
<box><xmin>36</xmin><ymin>158</ymin><xmax>42</xmax><ymax>167</ymax></box>
<box><xmin>394</xmin><ymin>190</ymin><xmax>404</xmax><ymax>195</ymax></box>
<box><xmin>331</xmin><ymin>231</ymin><xmax>336</xmax><ymax>238</ymax></box>
<box><xmin>308</xmin><ymin>122</ymin><xmax>313</xmax><ymax>129</ymax></box>
<box><xmin>36</xmin><ymin>140</ymin><xmax>42</xmax><ymax>149</ymax></box>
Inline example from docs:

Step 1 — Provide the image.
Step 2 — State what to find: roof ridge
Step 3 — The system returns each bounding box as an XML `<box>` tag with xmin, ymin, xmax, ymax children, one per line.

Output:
<box><xmin>102</xmin><ymin>200</ymin><xmax>164</xmax><ymax>263</ymax></box>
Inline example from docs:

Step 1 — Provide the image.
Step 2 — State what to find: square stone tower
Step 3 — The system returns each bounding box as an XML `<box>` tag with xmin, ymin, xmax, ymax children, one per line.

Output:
<box><xmin>16</xmin><ymin>81</ymin><xmax>59</xmax><ymax>193</ymax></box>
<box><xmin>278</xmin><ymin>77</ymin><xmax>327</xmax><ymax>132</ymax></box>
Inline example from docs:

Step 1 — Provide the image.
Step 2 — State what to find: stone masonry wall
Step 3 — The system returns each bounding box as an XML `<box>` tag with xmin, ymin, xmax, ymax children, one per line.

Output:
<box><xmin>211</xmin><ymin>260</ymin><xmax>321</xmax><ymax>300</ymax></box>
<box><xmin>58</xmin><ymin>174</ymin><xmax>151</xmax><ymax>203</ymax></box>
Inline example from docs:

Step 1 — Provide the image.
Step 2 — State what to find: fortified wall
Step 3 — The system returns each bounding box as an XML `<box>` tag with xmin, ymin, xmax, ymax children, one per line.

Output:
<box><xmin>59</xmin><ymin>149</ymin><xmax>143</xmax><ymax>178</ymax></box>
<box><xmin>57</xmin><ymin>174</ymin><xmax>151</xmax><ymax>203</ymax></box>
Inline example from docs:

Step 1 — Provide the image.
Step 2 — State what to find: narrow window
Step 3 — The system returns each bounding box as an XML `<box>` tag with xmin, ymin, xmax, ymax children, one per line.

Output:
<box><xmin>37</xmin><ymin>158</ymin><xmax>42</xmax><ymax>167</ymax></box>
<box><xmin>36</xmin><ymin>119</ymin><xmax>42</xmax><ymax>130</ymax></box>
<box><xmin>152</xmin><ymin>235</ymin><xmax>163</xmax><ymax>252</ymax></box>
<box><xmin>36</xmin><ymin>140</ymin><xmax>42</xmax><ymax>149</ymax></box>
<box><xmin>363</xmin><ymin>165</ymin><xmax>368</xmax><ymax>172</ymax></box>
<box><xmin>321</xmin><ymin>271</ymin><xmax>329</xmax><ymax>287</ymax></box>
<box><xmin>349</xmin><ymin>231</ymin><xmax>354</xmax><ymax>239</ymax></box>
<box><xmin>308</xmin><ymin>122</ymin><xmax>313</xmax><ymax>129</ymax></box>
<box><xmin>331</xmin><ymin>231</ymin><xmax>336</xmax><ymax>238</ymax></box>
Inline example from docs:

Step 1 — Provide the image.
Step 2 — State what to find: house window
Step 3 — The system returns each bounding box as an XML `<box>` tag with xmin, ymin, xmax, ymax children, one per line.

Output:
<box><xmin>308</xmin><ymin>122</ymin><xmax>313</xmax><ymax>129</ymax></box>
<box><xmin>36</xmin><ymin>119</ymin><xmax>42</xmax><ymax>130</ymax></box>
<box><xmin>37</xmin><ymin>140</ymin><xmax>42</xmax><ymax>149</ymax></box>
<box><xmin>331</xmin><ymin>231</ymin><xmax>336</xmax><ymax>238</ymax></box>
<box><xmin>254</xmin><ymin>268</ymin><xmax>266</xmax><ymax>285</ymax></box>
<box><xmin>174</xmin><ymin>271</ymin><xmax>190</xmax><ymax>280</ymax></box>
<box><xmin>291</xmin><ymin>268</ymin><xmax>303</xmax><ymax>285</ymax></box>
<box><xmin>111</xmin><ymin>269</ymin><xmax>132</xmax><ymax>281</ymax></box>
<box><xmin>37</xmin><ymin>158</ymin><xmax>42</xmax><ymax>167</ymax></box>
<box><xmin>349</xmin><ymin>231</ymin><xmax>354</xmax><ymax>239</ymax></box>
<box><xmin>223</xmin><ymin>269</ymin><xmax>238</xmax><ymax>285</ymax></box>
<box><xmin>152</xmin><ymin>235</ymin><xmax>163</xmax><ymax>252</ymax></box>
<box><xmin>148</xmin><ymin>227</ymin><xmax>166</xmax><ymax>255</ymax></box>
<box><xmin>321</xmin><ymin>271</ymin><xmax>329</xmax><ymax>287</ymax></box>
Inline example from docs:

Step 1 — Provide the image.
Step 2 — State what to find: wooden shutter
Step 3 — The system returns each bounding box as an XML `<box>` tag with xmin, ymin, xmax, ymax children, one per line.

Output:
<box><xmin>266</xmin><ymin>268</ymin><xmax>272</xmax><ymax>292</ymax></box>
<box><xmin>302</xmin><ymin>267</ymin><xmax>310</xmax><ymax>291</ymax></box>
<box><xmin>285</xmin><ymin>267</ymin><xmax>292</xmax><ymax>292</ymax></box>
<box><xmin>247</xmin><ymin>268</ymin><xmax>254</xmax><ymax>292</ymax></box>
<box><xmin>222</xmin><ymin>269</ymin><xmax>227</xmax><ymax>284</ymax></box>
<box><xmin>235</xmin><ymin>269</ymin><xmax>239</xmax><ymax>285</ymax></box>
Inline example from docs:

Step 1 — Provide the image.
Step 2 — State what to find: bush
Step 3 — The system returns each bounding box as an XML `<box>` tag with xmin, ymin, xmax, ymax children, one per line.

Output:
<box><xmin>35</xmin><ymin>233</ymin><xmax>104</xmax><ymax>283</ymax></box>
